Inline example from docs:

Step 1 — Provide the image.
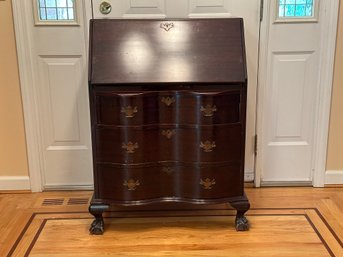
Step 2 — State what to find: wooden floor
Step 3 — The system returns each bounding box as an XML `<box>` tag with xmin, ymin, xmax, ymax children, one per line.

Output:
<box><xmin>1</xmin><ymin>187</ymin><xmax>343</xmax><ymax>256</ymax></box>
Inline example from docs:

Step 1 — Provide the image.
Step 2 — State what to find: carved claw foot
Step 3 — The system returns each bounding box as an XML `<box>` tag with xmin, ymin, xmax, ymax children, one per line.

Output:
<box><xmin>90</xmin><ymin>218</ymin><xmax>104</xmax><ymax>235</ymax></box>
<box><xmin>235</xmin><ymin>215</ymin><xmax>249</xmax><ymax>231</ymax></box>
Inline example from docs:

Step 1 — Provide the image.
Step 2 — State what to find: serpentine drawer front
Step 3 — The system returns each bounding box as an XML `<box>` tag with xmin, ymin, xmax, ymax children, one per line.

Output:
<box><xmin>96</xmin><ymin>162</ymin><xmax>242</xmax><ymax>202</ymax></box>
<box><xmin>95</xmin><ymin>90</ymin><xmax>241</xmax><ymax>125</ymax></box>
<box><xmin>95</xmin><ymin>124</ymin><xmax>242</xmax><ymax>163</ymax></box>
<box><xmin>88</xmin><ymin>18</ymin><xmax>250</xmax><ymax>235</ymax></box>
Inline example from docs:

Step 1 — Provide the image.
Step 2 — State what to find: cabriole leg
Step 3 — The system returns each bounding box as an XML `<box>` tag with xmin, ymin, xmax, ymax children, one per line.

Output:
<box><xmin>89</xmin><ymin>204</ymin><xmax>109</xmax><ymax>235</ymax></box>
<box><xmin>229</xmin><ymin>194</ymin><xmax>250</xmax><ymax>231</ymax></box>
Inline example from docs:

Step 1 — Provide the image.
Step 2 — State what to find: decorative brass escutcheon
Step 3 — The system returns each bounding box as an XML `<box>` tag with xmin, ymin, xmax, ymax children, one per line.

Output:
<box><xmin>122</xmin><ymin>142</ymin><xmax>139</xmax><ymax>153</ymax></box>
<box><xmin>121</xmin><ymin>106</ymin><xmax>138</xmax><ymax>118</ymax></box>
<box><xmin>200</xmin><ymin>141</ymin><xmax>216</xmax><ymax>152</ymax></box>
<box><xmin>162</xmin><ymin>166</ymin><xmax>174</xmax><ymax>175</ymax></box>
<box><xmin>99</xmin><ymin>1</ymin><xmax>112</xmax><ymax>15</ymax></box>
<box><xmin>200</xmin><ymin>178</ymin><xmax>216</xmax><ymax>190</ymax></box>
<box><xmin>123</xmin><ymin>179</ymin><xmax>140</xmax><ymax>191</ymax></box>
<box><xmin>160</xmin><ymin>22</ymin><xmax>174</xmax><ymax>32</ymax></box>
<box><xmin>161</xmin><ymin>96</ymin><xmax>175</xmax><ymax>106</ymax></box>
<box><xmin>161</xmin><ymin>129</ymin><xmax>176</xmax><ymax>139</ymax></box>
<box><xmin>201</xmin><ymin>105</ymin><xmax>217</xmax><ymax>117</ymax></box>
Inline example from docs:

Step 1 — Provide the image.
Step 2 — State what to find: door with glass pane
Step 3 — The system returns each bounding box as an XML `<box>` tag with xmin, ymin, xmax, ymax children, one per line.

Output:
<box><xmin>27</xmin><ymin>0</ymin><xmax>93</xmax><ymax>189</ymax></box>
<box><xmin>91</xmin><ymin>0</ymin><xmax>261</xmax><ymax>182</ymax></box>
<box><xmin>258</xmin><ymin>0</ymin><xmax>322</xmax><ymax>185</ymax></box>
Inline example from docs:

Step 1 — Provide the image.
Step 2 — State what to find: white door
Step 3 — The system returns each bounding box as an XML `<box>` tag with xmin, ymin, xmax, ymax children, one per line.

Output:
<box><xmin>256</xmin><ymin>0</ymin><xmax>338</xmax><ymax>186</ymax></box>
<box><xmin>92</xmin><ymin>0</ymin><xmax>261</xmax><ymax>182</ymax></box>
<box><xmin>13</xmin><ymin>0</ymin><xmax>93</xmax><ymax>190</ymax></box>
<box><xmin>14</xmin><ymin>0</ymin><xmax>260</xmax><ymax>190</ymax></box>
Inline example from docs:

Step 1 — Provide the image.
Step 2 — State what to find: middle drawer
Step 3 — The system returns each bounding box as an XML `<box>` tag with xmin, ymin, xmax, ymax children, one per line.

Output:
<box><xmin>95</xmin><ymin>124</ymin><xmax>242</xmax><ymax>164</ymax></box>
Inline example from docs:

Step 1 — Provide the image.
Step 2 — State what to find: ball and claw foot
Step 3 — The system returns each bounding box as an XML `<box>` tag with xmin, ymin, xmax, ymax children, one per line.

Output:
<box><xmin>235</xmin><ymin>215</ymin><xmax>249</xmax><ymax>231</ymax></box>
<box><xmin>89</xmin><ymin>218</ymin><xmax>104</xmax><ymax>235</ymax></box>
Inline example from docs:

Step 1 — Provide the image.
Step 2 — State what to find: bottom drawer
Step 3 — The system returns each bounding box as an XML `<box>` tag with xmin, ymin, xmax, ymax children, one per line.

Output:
<box><xmin>95</xmin><ymin>162</ymin><xmax>243</xmax><ymax>203</ymax></box>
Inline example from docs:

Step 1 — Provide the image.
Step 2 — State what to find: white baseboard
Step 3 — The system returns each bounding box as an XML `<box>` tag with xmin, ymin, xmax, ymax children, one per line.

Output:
<box><xmin>244</xmin><ymin>171</ymin><xmax>254</xmax><ymax>182</ymax></box>
<box><xmin>325</xmin><ymin>170</ymin><xmax>343</xmax><ymax>184</ymax></box>
<box><xmin>0</xmin><ymin>176</ymin><xmax>31</xmax><ymax>190</ymax></box>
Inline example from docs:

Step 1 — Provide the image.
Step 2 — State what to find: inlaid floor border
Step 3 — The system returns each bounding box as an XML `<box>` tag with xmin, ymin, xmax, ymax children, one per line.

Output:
<box><xmin>7</xmin><ymin>207</ymin><xmax>342</xmax><ymax>257</ymax></box>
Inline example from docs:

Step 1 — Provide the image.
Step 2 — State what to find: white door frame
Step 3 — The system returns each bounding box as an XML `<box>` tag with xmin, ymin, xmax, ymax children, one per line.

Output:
<box><xmin>255</xmin><ymin>0</ymin><xmax>340</xmax><ymax>187</ymax></box>
<box><xmin>11</xmin><ymin>0</ymin><xmax>93</xmax><ymax>192</ymax></box>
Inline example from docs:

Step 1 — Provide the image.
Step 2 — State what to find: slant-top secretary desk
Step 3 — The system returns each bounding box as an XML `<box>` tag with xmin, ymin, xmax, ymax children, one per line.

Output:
<box><xmin>88</xmin><ymin>18</ymin><xmax>250</xmax><ymax>234</ymax></box>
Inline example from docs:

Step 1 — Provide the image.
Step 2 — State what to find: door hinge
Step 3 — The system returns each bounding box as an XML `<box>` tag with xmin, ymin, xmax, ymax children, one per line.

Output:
<box><xmin>254</xmin><ymin>135</ymin><xmax>258</xmax><ymax>155</ymax></box>
<box><xmin>260</xmin><ymin>0</ymin><xmax>264</xmax><ymax>22</ymax></box>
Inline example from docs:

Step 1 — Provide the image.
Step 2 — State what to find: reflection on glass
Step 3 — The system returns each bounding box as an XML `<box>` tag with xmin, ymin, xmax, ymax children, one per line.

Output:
<box><xmin>278</xmin><ymin>0</ymin><xmax>314</xmax><ymax>18</ymax></box>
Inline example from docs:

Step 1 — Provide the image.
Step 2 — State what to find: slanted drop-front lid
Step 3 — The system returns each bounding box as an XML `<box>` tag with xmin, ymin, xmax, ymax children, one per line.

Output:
<box><xmin>89</xmin><ymin>18</ymin><xmax>247</xmax><ymax>85</ymax></box>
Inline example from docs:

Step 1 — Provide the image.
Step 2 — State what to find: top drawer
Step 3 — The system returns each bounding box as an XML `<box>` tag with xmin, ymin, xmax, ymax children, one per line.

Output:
<box><xmin>94</xmin><ymin>90</ymin><xmax>241</xmax><ymax>126</ymax></box>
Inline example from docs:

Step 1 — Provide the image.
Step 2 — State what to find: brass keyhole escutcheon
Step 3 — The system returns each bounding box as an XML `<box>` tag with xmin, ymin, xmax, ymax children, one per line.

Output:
<box><xmin>200</xmin><ymin>178</ymin><xmax>216</xmax><ymax>190</ymax></box>
<box><xmin>123</xmin><ymin>179</ymin><xmax>140</xmax><ymax>191</ymax></box>
<box><xmin>162</xmin><ymin>166</ymin><xmax>174</xmax><ymax>175</ymax></box>
<box><xmin>161</xmin><ymin>129</ymin><xmax>176</xmax><ymax>139</ymax></box>
<box><xmin>200</xmin><ymin>141</ymin><xmax>216</xmax><ymax>152</ymax></box>
<box><xmin>99</xmin><ymin>1</ymin><xmax>112</xmax><ymax>15</ymax></box>
<box><xmin>160</xmin><ymin>22</ymin><xmax>174</xmax><ymax>32</ymax></box>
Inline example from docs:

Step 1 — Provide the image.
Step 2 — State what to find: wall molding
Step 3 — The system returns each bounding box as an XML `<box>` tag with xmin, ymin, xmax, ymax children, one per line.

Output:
<box><xmin>12</xmin><ymin>0</ymin><xmax>44</xmax><ymax>192</ymax></box>
<box><xmin>325</xmin><ymin>170</ymin><xmax>343</xmax><ymax>185</ymax></box>
<box><xmin>0</xmin><ymin>176</ymin><xmax>31</xmax><ymax>190</ymax></box>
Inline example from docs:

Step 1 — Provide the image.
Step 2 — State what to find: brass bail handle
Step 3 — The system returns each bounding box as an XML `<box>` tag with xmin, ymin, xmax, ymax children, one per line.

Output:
<box><xmin>100</xmin><ymin>1</ymin><xmax>112</xmax><ymax>15</ymax></box>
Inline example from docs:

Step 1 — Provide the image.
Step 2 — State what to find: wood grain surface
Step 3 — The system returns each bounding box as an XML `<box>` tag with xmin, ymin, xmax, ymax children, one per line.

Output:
<box><xmin>1</xmin><ymin>187</ymin><xmax>343</xmax><ymax>256</ymax></box>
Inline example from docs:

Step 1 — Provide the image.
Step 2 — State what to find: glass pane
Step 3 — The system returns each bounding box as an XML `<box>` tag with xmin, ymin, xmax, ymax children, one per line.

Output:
<box><xmin>297</xmin><ymin>0</ymin><xmax>306</xmax><ymax>4</ymax></box>
<box><xmin>67</xmin><ymin>0</ymin><xmax>74</xmax><ymax>7</ymax></box>
<box><xmin>46</xmin><ymin>8</ymin><xmax>57</xmax><ymax>19</ymax></box>
<box><xmin>40</xmin><ymin>8</ymin><xmax>47</xmax><ymax>20</ymax></box>
<box><xmin>278</xmin><ymin>0</ymin><xmax>315</xmax><ymax>18</ymax></box>
<box><xmin>305</xmin><ymin>4</ymin><xmax>313</xmax><ymax>16</ymax></box>
<box><xmin>295</xmin><ymin>5</ymin><xmax>306</xmax><ymax>16</ymax></box>
<box><xmin>279</xmin><ymin>5</ymin><xmax>285</xmax><ymax>17</ymax></box>
<box><xmin>45</xmin><ymin>0</ymin><xmax>56</xmax><ymax>8</ymax></box>
<box><xmin>57</xmin><ymin>0</ymin><xmax>67</xmax><ymax>7</ymax></box>
<box><xmin>37</xmin><ymin>0</ymin><xmax>75</xmax><ymax>21</ymax></box>
<box><xmin>68</xmin><ymin>8</ymin><xmax>74</xmax><ymax>19</ymax></box>
<box><xmin>285</xmin><ymin>4</ymin><xmax>295</xmax><ymax>16</ymax></box>
<box><xmin>57</xmin><ymin>7</ymin><xmax>68</xmax><ymax>19</ymax></box>
<box><xmin>39</xmin><ymin>0</ymin><xmax>46</xmax><ymax>7</ymax></box>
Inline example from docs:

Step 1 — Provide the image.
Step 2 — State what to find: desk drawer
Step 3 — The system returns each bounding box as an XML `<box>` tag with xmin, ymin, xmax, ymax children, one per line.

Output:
<box><xmin>96</xmin><ymin>162</ymin><xmax>242</xmax><ymax>202</ymax></box>
<box><xmin>95</xmin><ymin>124</ymin><xmax>242</xmax><ymax>164</ymax></box>
<box><xmin>95</xmin><ymin>90</ymin><xmax>241</xmax><ymax>125</ymax></box>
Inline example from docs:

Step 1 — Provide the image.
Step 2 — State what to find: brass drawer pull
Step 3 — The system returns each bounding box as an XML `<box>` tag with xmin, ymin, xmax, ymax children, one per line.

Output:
<box><xmin>200</xmin><ymin>141</ymin><xmax>216</xmax><ymax>152</ymax></box>
<box><xmin>123</xmin><ymin>179</ymin><xmax>140</xmax><ymax>191</ymax></box>
<box><xmin>200</xmin><ymin>178</ymin><xmax>216</xmax><ymax>190</ymax></box>
<box><xmin>122</xmin><ymin>142</ymin><xmax>139</xmax><ymax>153</ymax></box>
<box><xmin>162</xmin><ymin>129</ymin><xmax>176</xmax><ymax>139</ymax></box>
<box><xmin>201</xmin><ymin>105</ymin><xmax>217</xmax><ymax>117</ymax></box>
<box><xmin>162</xmin><ymin>166</ymin><xmax>174</xmax><ymax>175</ymax></box>
<box><xmin>121</xmin><ymin>106</ymin><xmax>138</xmax><ymax>118</ymax></box>
<box><xmin>161</xmin><ymin>96</ymin><xmax>175</xmax><ymax>106</ymax></box>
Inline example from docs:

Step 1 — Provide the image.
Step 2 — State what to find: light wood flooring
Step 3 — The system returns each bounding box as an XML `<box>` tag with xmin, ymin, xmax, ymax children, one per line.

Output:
<box><xmin>1</xmin><ymin>187</ymin><xmax>343</xmax><ymax>256</ymax></box>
